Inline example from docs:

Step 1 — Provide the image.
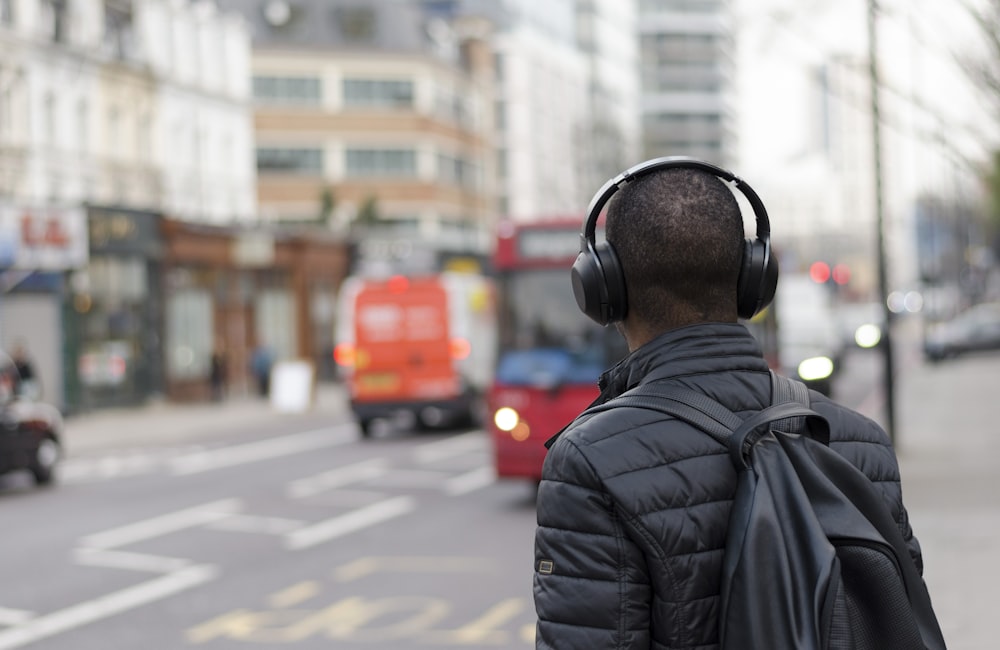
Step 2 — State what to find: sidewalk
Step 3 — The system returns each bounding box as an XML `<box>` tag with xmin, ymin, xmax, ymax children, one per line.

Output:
<box><xmin>61</xmin><ymin>382</ymin><xmax>351</xmax><ymax>455</ymax></box>
<box><xmin>892</xmin><ymin>351</ymin><xmax>999</xmax><ymax>650</ymax></box>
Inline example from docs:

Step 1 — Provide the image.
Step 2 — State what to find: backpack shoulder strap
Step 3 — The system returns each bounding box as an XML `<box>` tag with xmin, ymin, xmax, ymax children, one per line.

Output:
<box><xmin>769</xmin><ymin>370</ymin><xmax>808</xmax><ymax>433</ymax></box>
<box><xmin>769</xmin><ymin>370</ymin><xmax>830</xmax><ymax>445</ymax></box>
<box><xmin>581</xmin><ymin>384</ymin><xmax>740</xmax><ymax>446</ymax></box>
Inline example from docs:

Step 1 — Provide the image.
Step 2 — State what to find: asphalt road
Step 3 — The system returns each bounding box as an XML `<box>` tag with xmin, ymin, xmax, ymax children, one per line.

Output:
<box><xmin>0</xmin><ymin>414</ymin><xmax>538</xmax><ymax>650</ymax></box>
<box><xmin>0</xmin><ymin>328</ymin><xmax>920</xmax><ymax>650</ymax></box>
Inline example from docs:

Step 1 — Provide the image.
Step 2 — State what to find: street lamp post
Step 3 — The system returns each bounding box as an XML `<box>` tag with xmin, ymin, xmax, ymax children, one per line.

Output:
<box><xmin>867</xmin><ymin>0</ymin><xmax>896</xmax><ymax>443</ymax></box>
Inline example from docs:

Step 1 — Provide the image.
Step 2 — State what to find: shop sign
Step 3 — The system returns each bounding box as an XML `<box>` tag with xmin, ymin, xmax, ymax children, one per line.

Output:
<box><xmin>232</xmin><ymin>232</ymin><xmax>275</xmax><ymax>267</ymax></box>
<box><xmin>0</xmin><ymin>205</ymin><xmax>89</xmax><ymax>270</ymax></box>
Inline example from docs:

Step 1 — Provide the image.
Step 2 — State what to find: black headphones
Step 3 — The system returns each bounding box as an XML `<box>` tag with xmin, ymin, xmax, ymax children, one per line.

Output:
<box><xmin>570</xmin><ymin>156</ymin><xmax>778</xmax><ymax>325</ymax></box>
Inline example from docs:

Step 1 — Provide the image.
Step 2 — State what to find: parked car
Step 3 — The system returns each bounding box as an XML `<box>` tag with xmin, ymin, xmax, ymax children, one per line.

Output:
<box><xmin>0</xmin><ymin>351</ymin><xmax>63</xmax><ymax>485</ymax></box>
<box><xmin>923</xmin><ymin>302</ymin><xmax>1000</xmax><ymax>362</ymax></box>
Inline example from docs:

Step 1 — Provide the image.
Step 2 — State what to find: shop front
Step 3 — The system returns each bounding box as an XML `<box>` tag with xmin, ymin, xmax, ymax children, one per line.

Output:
<box><xmin>161</xmin><ymin>220</ymin><xmax>349</xmax><ymax>402</ymax></box>
<box><xmin>0</xmin><ymin>203</ymin><xmax>90</xmax><ymax>412</ymax></box>
<box><xmin>64</xmin><ymin>206</ymin><xmax>164</xmax><ymax>412</ymax></box>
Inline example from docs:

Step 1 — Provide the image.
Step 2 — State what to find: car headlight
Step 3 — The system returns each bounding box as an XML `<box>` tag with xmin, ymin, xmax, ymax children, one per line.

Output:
<box><xmin>494</xmin><ymin>407</ymin><xmax>520</xmax><ymax>432</ymax></box>
<box><xmin>798</xmin><ymin>356</ymin><xmax>834</xmax><ymax>381</ymax></box>
<box><xmin>854</xmin><ymin>324</ymin><xmax>882</xmax><ymax>349</ymax></box>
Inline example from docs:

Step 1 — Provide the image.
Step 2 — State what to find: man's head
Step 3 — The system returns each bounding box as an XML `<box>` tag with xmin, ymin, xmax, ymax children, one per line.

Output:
<box><xmin>605</xmin><ymin>167</ymin><xmax>745</xmax><ymax>347</ymax></box>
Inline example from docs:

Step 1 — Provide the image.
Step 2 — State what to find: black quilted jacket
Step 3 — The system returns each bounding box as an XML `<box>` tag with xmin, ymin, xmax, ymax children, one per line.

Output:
<box><xmin>533</xmin><ymin>322</ymin><xmax>922</xmax><ymax>650</ymax></box>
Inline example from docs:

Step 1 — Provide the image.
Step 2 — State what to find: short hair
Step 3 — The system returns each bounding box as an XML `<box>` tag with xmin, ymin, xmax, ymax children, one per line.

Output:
<box><xmin>605</xmin><ymin>167</ymin><xmax>745</xmax><ymax>326</ymax></box>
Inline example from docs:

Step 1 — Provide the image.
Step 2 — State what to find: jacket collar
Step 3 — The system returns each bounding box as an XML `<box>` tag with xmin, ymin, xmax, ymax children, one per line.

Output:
<box><xmin>545</xmin><ymin>322</ymin><xmax>765</xmax><ymax>448</ymax></box>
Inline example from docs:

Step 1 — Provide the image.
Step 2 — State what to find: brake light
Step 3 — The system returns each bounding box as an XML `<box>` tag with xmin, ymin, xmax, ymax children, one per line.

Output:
<box><xmin>387</xmin><ymin>275</ymin><xmax>409</xmax><ymax>293</ymax></box>
<box><xmin>333</xmin><ymin>343</ymin><xmax>355</xmax><ymax>367</ymax></box>
<box><xmin>450</xmin><ymin>337</ymin><xmax>471</xmax><ymax>360</ymax></box>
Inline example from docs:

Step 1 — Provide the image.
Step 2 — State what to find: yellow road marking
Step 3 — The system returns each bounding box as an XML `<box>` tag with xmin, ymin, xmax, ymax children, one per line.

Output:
<box><xmin>268</xmin><ymin>581</ymin><xmax>320</xmax><ymax>609</ymax></box>
<box><xmin>334</xmin><ymin>556</ymin><xmax>494</xmax><ymax>582</ymax></box>
<box><xmin>421</xmin><ymin>598</ymin><xmax>524</xmax><ymax>645</ymax></box>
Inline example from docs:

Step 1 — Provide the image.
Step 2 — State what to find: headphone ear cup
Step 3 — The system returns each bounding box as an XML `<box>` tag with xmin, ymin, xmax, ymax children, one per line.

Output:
<box><xmin>571</xmin><ymin>241</ymin><xmax>628</xmax><ymax>325</ymax></box>
<box><xmin>595</xmin><ymin>241</ymin><xmax>627</xmax><ymax>323</ymax></box>
<box><xmin>737</xmin><ymin>237</ymin><xmax>772</xmax><ymax>320</ymax></box>
<box><xmin>572</xmin><ymin>249</ymin><xmax>608</xmax><ymax>325</ymax></box>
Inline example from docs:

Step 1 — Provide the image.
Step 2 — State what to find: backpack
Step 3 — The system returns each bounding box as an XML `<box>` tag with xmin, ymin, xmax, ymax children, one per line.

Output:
<box><xmin>584</xmin><ymin>370</ymin><xmax>947</xmax><ymax>650</ymax></box>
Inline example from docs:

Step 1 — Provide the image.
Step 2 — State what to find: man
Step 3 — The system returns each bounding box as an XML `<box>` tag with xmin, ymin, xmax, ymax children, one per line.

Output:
<box><xmin>533</xmin><ymin>160</ymin><xmax>925</xmax><ymax>649</ymax></box>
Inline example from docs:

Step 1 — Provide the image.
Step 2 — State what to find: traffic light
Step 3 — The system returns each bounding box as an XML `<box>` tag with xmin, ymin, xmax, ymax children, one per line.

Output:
<box><xmin>810</xmin><ymin>261</ymin><xmax>850</xmax><ymax>291</ymax></box>
<box><xmin>809</xmin><ymin>261</ymin><xmax>831</xmax><ymax>284</ymax></box>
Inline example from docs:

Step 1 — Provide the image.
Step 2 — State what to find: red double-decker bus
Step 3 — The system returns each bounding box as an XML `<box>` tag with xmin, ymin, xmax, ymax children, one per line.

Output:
<box><xmin>488</xmin><ymin>219</ymin><xmax>629</xmax><ymax>483</ymax></box>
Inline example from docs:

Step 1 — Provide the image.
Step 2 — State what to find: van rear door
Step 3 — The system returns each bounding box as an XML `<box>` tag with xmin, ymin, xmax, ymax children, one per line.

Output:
<box><xmin>352</xmin><ymin>277</ymin><xmax>458</xmax><ymax>404</ymax></box>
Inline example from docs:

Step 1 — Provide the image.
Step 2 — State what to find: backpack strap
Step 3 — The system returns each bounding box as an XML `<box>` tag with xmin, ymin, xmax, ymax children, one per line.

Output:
<box><xmin>769</xmin><ymin>370</ymin><xmax>808</xmax><ymax>434</ymax></box>
<box><xmin>581</xmin><ymin>385</ymin><xmax>740</xmax><ymax>446</ymax></box>
<box><xmin>580</xmin><ymin>372</ymin><xmax>828</xmax><ymax>457</ymax></box>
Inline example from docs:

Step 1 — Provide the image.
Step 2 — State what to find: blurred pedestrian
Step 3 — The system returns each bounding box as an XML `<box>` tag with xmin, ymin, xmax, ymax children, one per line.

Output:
<box><xmin>250</xmin><ymin>343</ymin><xmax>274</xmax><ymax>398</ymax></box>
<box><xmin>209</xmin><ymin>347</ymin><xmax>227</xmax><ymax>401</ymax></box>
<box><xmin>10</xmin><ymin>341</ymin><xmax>38</xmax><ymax>399</ymax></box>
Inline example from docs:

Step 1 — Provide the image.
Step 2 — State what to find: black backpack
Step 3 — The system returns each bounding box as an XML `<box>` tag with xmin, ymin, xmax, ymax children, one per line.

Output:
<box><xmin>584</xmin><ymin>371</ymin><xmax>947</xmax><ymax>650</ymax></box>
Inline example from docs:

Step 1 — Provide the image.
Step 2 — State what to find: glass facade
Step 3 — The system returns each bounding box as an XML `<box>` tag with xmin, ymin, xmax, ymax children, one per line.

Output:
<box><xmin>342</xmin><ymin>79</ymin><xmax>414</xmax><ymax>108</ymax></box>
<box><xmin>256</xmin><ymin>147</ymin><xmax>323</xmax><ymax>173</ymax></box>
<box><xmin>253</xmin><ymin>76</ymin><xmax>322</xmax><ymax>105</ymax></box>
<box><xmin>345</xmin><ymin>148</ymin><xmax>417</xmax><ymax>177</ymax></box>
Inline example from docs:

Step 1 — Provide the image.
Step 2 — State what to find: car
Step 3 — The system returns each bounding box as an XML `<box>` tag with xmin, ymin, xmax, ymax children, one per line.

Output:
<box><xmin>923</xmin><ymin>302</ymin><xmax>1000</xmax><ymax>362</ymax></box>
<box><xmin>774</xmin><ymin>274</ymin><xmax>844</xmax><ymax>396</ymax></box>
<box><xmin>0</xmin><ymin>351</ymin><xmax>63</xmax><ymax>486</ymax></box>
<box><xmin>836</xmin><ymin>300</ymin><xmax>887</xmax><ymax>351</ymax></box>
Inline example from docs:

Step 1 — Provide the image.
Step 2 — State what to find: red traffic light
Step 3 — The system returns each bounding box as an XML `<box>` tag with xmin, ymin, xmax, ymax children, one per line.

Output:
<box><xmin>832</xmin><ymin>263</ymin><xmax>850</xmax><ymax>285</ymax></box>
<box><xmin>809</xmin><ymin>261</ymin><xmax>831</xmax><ymax>283</ymax></box>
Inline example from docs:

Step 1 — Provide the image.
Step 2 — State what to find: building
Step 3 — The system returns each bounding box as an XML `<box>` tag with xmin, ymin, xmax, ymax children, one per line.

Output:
<box><xmin>0</xmin><ymin>0</ymin><xmax>289</xmax><ymax>412</ymax></box>
<box><xmin>574</xmin><ymin>0</ymin><xmax>642</xmax><ymax>191</ymax></box>
<box><xmin>637</xmin><ymin>0</ymin><xmax>737</xmax><ymax>167</ymax></box>
<box><xmin>217</xmin><ymin>0</ymin><xmax>498</xmax><ymax>273</ymax></box>
<box><xmin>449</xmin><ymin>0</ymin><xmax>591</xmax><ymax>221</ymax></box>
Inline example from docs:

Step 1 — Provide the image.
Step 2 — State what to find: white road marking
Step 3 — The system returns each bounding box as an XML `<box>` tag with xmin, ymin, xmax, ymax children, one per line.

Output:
<box><xmin>73</xmin><ymin>548</ymin><xmax>192</xmax><ymax>574</ymax></box>
<box><xmin>79</xmin><ymin>499</ymin><xmax>242</xmax><ymax>550</ymax></box>
<box><xmin>444</xmin><ymin>466</ymin><xmax>496</xmax><ymax>496</ymax></box>
<box><xmin>205</xmin><ymin>514</ymin><xmax>304</xmax><ymax>535</ymax></box>
<box><xmin>285</xmin><ymin>496</ymin><xmax>416</xmax><ymax>550</ymax></box>
<box><xmin>0</xmin><ymin>565</ymin><xmax>218</xmax><ymax>650</ymax></box>
<box><xmin>0</xmin><ymin>609</ymin><xmax>32</xmax><ymax>627</ymax></box>
<box><xmin>286</xmin><ymin>458</ymin><xmax>388</xmax><ymax>499</ymax></box>
<box><xmin>170</xmin><ymin>425</ymin><xmax>356</xmax><ymax>475</ymax></box>
<box><xmin>371</xmin><ymin>468</ymin><xmax>451</xmax><ymax>488</ymax></box>
<box><xmin>414</xmin><ymin>432</ymin><xmax>486</xmax><ymax>464</ymax></box>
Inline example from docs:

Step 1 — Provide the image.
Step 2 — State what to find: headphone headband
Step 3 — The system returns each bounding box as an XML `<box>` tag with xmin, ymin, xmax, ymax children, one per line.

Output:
<box><xmin>572</xmin><ymin>156</ymin><xmax>779</xmax><ymax>324</ymax></box>
<box><xmin>582</xmin><ymin>156</ymin><xmax>771</xmax><ymax>243</ymax></box>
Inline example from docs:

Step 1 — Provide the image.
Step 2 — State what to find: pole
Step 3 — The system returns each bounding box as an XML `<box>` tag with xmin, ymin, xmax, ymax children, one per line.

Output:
<box><xmin>867</xmin><ymin>0</ymin><xmax>896</xmax><ymax>443</ymax></box>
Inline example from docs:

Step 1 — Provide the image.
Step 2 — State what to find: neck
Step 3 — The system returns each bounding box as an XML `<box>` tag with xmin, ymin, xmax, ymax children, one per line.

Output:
<box><xmin>621</xmin><ymin>310</ymin><xmax>738</xmax><ymax>353</ymax></box>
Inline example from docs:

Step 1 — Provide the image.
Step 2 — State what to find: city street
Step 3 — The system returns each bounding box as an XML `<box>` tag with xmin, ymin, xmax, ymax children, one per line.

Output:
<box><xmin>0</xmin><ymin>319</ymin><xmax>995</xmax><ymax>649</ymax></box>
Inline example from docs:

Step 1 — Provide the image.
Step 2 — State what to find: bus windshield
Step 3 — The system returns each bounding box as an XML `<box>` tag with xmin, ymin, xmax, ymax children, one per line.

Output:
<box><xmin>495</xmin><ymin>268</ymin><xmax>628</xmax><ymax>386</ymax></box>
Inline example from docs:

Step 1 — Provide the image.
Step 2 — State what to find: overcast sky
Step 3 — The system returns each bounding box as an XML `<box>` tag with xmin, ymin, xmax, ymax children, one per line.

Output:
<box><xmin>733</xmin><ymin>0</ymin><xmax>993</xmax><ymax>205</ymax></box>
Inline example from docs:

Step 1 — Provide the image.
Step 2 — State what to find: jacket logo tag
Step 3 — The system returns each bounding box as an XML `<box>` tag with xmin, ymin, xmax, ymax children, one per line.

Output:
<box><xmin>538</xmin><ymin>559</ymin><xmax>554</xmax><ymax>574</ymax></box>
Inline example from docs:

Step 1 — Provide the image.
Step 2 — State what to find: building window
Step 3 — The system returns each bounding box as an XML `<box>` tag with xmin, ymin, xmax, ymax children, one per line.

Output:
<box><xmin>256</xmin><ymin>147</ymin><xmax>323</xmax><ymax>173</ymax></box>
<box><xmin>0</xmin><ymin>84</ymin><xmax>12</xmax><ymax>138</ymax></box>
<box><xmin>345</xmin><ymin>148</ymin><xmax>417</xmax><ymax>177</ymax></box>
<box><xmin>104</xmin><ymin>1</ymin><xmax>134</xmax><ymax>60</ymax></box>
<box><xmin>107</xmin><ymin>106</ymin><xmax>120</xmax><ymax>154</ymax></box>
<box><xmin>76</xmin><ymin>100</ymin><xmax>88</xmax><ymax>152</ymax></box>
<box><xmin>43</xmin><ymin>92</ymin><xmax>57</xmax><ymax>146</ymax></box>
<box><xmin>333</xmin><ymin>7</ymin><xmax>375</xmax><ymax>42</ymax></box>
<box><xmin>253</xmin><ymin>76</ymin><xmax>322</xmax><ymax>105</ymax></box>
<box><xmin>166</xmin><ymin>288</ymin><xmax>212</xmax><ymax>380</ymax></box>
<box><xmin>0</xmin><ymin>0</ymin><xmax>14</xmax><ymax>26</ymax></box>
<box><xmin>39</xmin><ymin>0</ymin><xmax>67</xmax><ymax>42</ymax></box>
<box><xmin>437</xmin><ymin>153</ymin><xmax>478</xmax><ymax>189</ymax></box>
<box><xmin>342</xmin><ymin>79</ymin><xmax>414</xmax><ymax>108</ymax></box>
